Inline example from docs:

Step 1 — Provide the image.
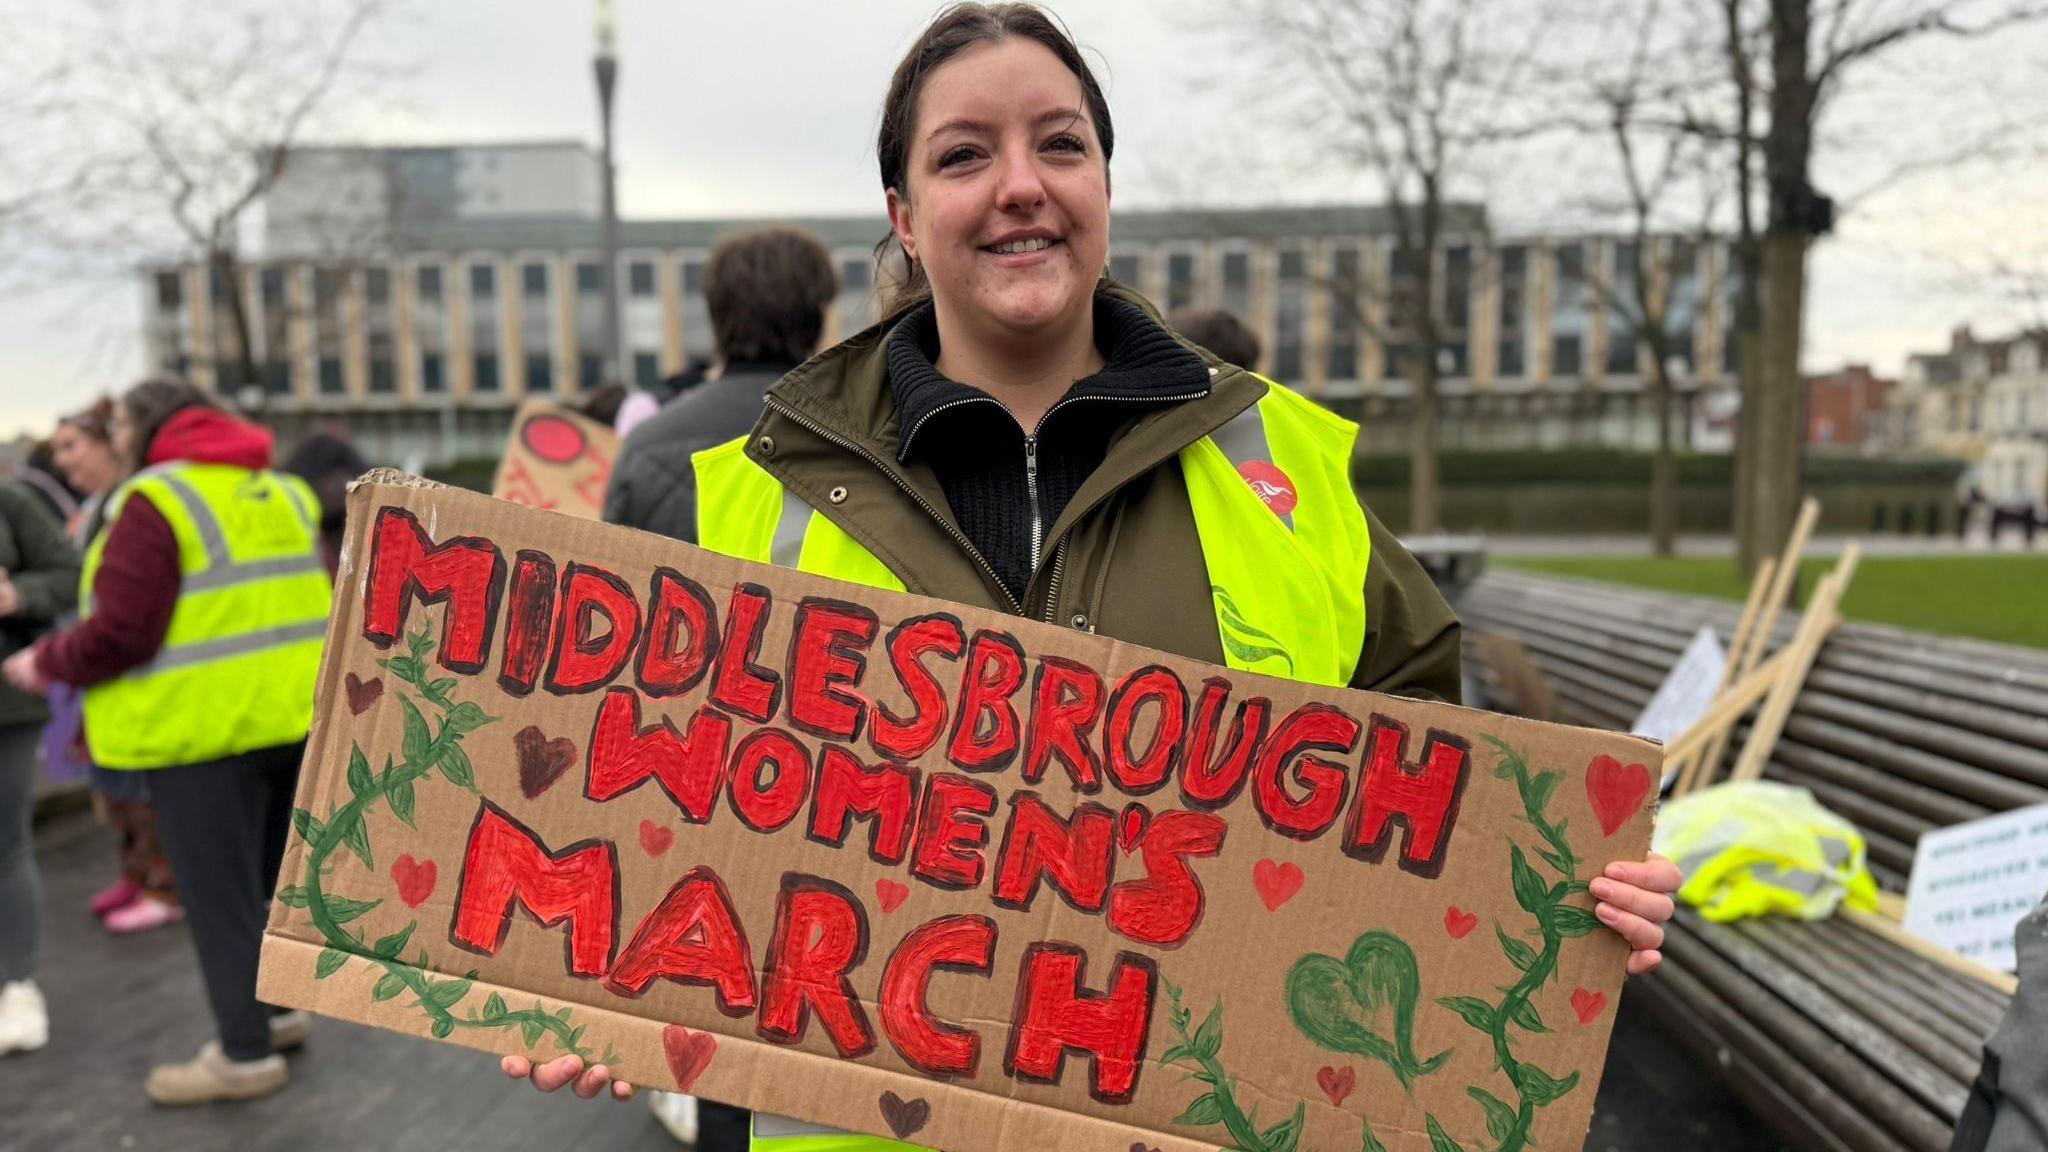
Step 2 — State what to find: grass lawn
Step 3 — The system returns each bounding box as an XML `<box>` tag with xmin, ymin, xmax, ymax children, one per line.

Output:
<box><xmin>1495</xmin><ymin>553</ymin><xmax>2048</xmax><ymax>651</ymax></box>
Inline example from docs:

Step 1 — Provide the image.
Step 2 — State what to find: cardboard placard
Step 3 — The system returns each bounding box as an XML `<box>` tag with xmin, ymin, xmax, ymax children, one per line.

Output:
<box><xmin>490</xmin><ymin>400</ymin><xmax>619</xmax><ymax>519</ymax></box>
<box><xmin>259</xmin><ymin>474</ymin><xmax>1660</xmax><ymax>1152</ymax></box>
<box><xmin>1904</xmin><ymin>803</ymin><xmax>2048</xmax><ymax>972</ymax></box>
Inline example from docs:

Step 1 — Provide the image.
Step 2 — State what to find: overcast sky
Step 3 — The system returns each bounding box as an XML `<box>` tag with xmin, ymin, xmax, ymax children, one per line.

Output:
<box><xmin>0</xmin><ymin>0</ymin><xmax>2041</xmax><ymax>437</ymax></box>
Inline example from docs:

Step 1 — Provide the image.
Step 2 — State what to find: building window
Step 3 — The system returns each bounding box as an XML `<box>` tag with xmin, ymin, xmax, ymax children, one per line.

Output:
<box><xmin>1221</xmin><ymin>250</ymin><xmax>1251</xmax><ymax>317</ymax></box>
<box><xmin>366</xmin><ymin>267</ymin><xmax>391</xmax><ymax>307</ymax></box>
<box><xmin>1166</xmin><ymin>251</ymin><xmax>1196</xmax><ymax>312</ymax></box>
<box><xmin>580</xmin><ymin>353</ymin><xmax>603</xmax><ymax>391</ymax></box>
<box><xmin>318</xmin><ymin>358</ymin><xmax>344</xmax><ymax>395</ymax></box>
<box><xmin>156</xmin><ymin>271</ymin><xmax>183</xmax><ymax>310</ymax></box>
<box><xmin>474</xmin><ymin>352</ymin><xmax>500</xmax><ymax>392</ymax></box>
<box><xmin>629</xmin><ymin>260</ymin><xmax>656</xmax><ymax>298</ymax></box>
<box><xmin>1109</xmin><ymin>251</ymin><xmax>1140</xmax><ymax>287</ymax></box>
<box><xmin>470</xmin><ymin>264</ymin><xmax>496</xmax><ymax>300</ymax></box>
<box><xmin>526</xmin><ymin>352</ymin><xmax>553</xmax><ymax>392</ymax></box>
<box><xmin>314</xmin><ymin>268</ymin><xmax>339</xmax><ymax>309</ymax></box>
<box><xmin>634</xmin><ymin>352</ymin><xmax>659</xmax><ymax>388</ymax></box>
<box><xmin>576</xmin><ymin>260</ymin><xmax>604</xmax><ymax>297</ymax></box>
<box><xmin>1327</xmin><ymin>246</ymin><xmax>1360</xmax><ymax>382</ymax></box>
<box><xmin>1721</xmin><ymin>243</ymin><xmax>1744</xmax><ymax>375</ymax></box>
<box><xmin>1384</xmin><ymin>245</ymin><xmax>1425</xmax><ymax>381</ymax></box>
<box><xmin>421</xmin><ymin>353</ymin><xmax>445</xmax><ymax>394</ymax></box>
<box><xmin>681</xmin><ymin>258</ymin><xmax>710</xmax><ymax>355</ymax></box>
<box><xmin>265</xmin><ymin>361</ymin><xmax>291</xmax><ymax>396</ymax></box>
<box><xmin>1607</xmin><ymin>241</ymin><xmax>1639</xmax><ymax>376</ymax></box>
<box><xmin>1498</xmin><ymin>245</ymin><xmax>1527</xmax><ymax>378</ymax></box>
<box><xmin>1665</xmin><ymin>239</ymin><xmax>1700</xmax><ymax>375</ymax></box>
<box><xmin>210</xmin><ymin>264</ymin><xmax>233</xmax><ymax>304</ymax></box>
<box><xmin>1442</xmin><ymin>244</ymin><xmax>1472</xmax><ymax>377</ymax></box>
<box><xmin>522</xmin><ymin>262</ymin><xmax>549</xmax><ymax>300</ymax></box>
<box><xmin>1274</xmin><ymin>247</ymin><xmax>1306</xmax><ymax>382</ymax></box>
<box><xmin>260</xmin><ymin>268</ymin><xmax>286</xmax><ymax>311</ymax></box>
<box><xmin>1553</xmin><ymin>242</ymin><xmax>1590</xmax><ymax>381</ymax></box>
<box><xmin>1554</xmin><ymin>334</ymin><xmax>1582</xmax><ymax>378</ymax></box>
<box><xmin>417</xmin><ymin>264</ymin><xmax>443</xmax><ymax>303</ymax></box>
<box><xmin>369</xmin><ymin>332</ymin><xmax>396</xmax><ymax>394</ymax></box>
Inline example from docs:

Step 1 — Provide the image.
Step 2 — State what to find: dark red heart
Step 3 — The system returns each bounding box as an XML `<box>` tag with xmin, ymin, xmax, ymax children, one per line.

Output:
<box><xmin>1571</xmin><ymin>987</ymin><xmax>1609</xmax><ymax>1024</ymax></box>
<box><xmin>1252</xmin><ymin>858</ymin><xmax>1304</xmax><ymax>911</ymax></box>
<box><xmin>639</xmin><ymin>820</ymin><xmax>674</xmax><ymax>857</ymax></box>
<box><xmin>876</xmin><ymin>878</ymin><xmax>909</xmax><ymax>913</ymax></box>
<box><xmin>662</xmin><ymin>1024</ymin><xmax>716</xmax><ymax>1091</ymax></box>
<box><xmin>1444</xmin><ymin>906</ymin><xmax>1479</xmax><ymax>939</ymax></box>
<box><xmin>1316</xmin><ymin>1064</ymin><xmax>1356</xmax><ymax>1106</ymax></box>
<box><xmin>391</xmin><ymin>855</ymin><xmax>436</xmax><ymax>908</ymax></box>
<box><xmin>515</xmin><ymin>726</ymin><xmax>577</xmax><ymax>799</ymax></box>
<box><xmin>1587</xmin><ymin>754</ymin><xmax>1653</xmax><ymax>837</ymax></box>
<box><xmin>1117</xmin><ymin>803</ymin><xmax>1148</xmax><ymax>853</ymax></box>
<box><xmin>345</xmin><ymin>673</ymin><xmax>383</xmax><ymax>715</ymax></box>
<box><xmin>1128</xmin><ymin>1144</ymin><xmax>1161</xmax><ymax>1152</ymax></box>
<box><xmin>878</xmin><ymin>1091</ymin><xmax>930</xmax><ymax>1139</ymax></box>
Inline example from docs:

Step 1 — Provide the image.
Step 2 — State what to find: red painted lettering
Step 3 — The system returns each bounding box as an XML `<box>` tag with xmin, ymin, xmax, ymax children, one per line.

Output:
<box><xmin>1253</xmin><ymin>704</ymin><xmax>1361</xmax><ymax>840</ymax></box>
<box><xmin>362</xmin><ymin>507</ymin><xmax>505</xmax><ymax>673</ymax></box>
<box><xmin>870</xmin><ymin>615</ymin><xmax>965</xmax><ymax>762</ymax></box>
<box><xmin>1022</xmin><ymin>657</ymin><xmax>1104</xmax><ymax>791</ymax></box>
<box><xmin>1344</xmin><ymin>716</ymin><xmax>1472</xmax><ymax>877</ymax></box>
<box><xmin>1106</xmin><ymin>810</ymin><xmax>1227</xmax><ymax>947</ymax></box>
<box><xmin>711</xmin><ymin>584</ymin><xmax>781</xmax><ymax>723</ymax></box>
<box><xmin>1004</xmin><ymin>944</ymin><xmax>1156</xmax><ymax>1103</ymax></box>
<box><xmin>991</xmin><ymin>794</ymin><xmax>1113</xmax><ymax>913</ymax></box>
<box><xmin>1102</xmin><ymin>665</ymin><xmax>1188</xmax><ymax>796</ymax></box>
<box><xmin>497</xmin><ymin>550</ymin><xmax>557</xmax><ymax>696</ymax></box>
<box><xmin>728</xmin><ymin>728</ymin><xmax>812</xmax><ymax>834</ymax></box>
<box><xmin>451</xmin><ymin>802</ymin><xmax>617</xmax><ymax>977</ymax></box>
<box><xmin>1180</xmin><ymin>679</ymin><xmax>1269</xmax><ymax>810</ymax></box>
<box><xmin>758</xmin><ymin>875</ymin><xmax>875</xmax><ymax>1058</ymax></box>
<box><xmin>545</xmin><ymin>563</ymin><xmax>642</xmax><ymax>693</ymax></box>
<box><xmin>637</xmin><ymin>568</ymin><xmax>719</xmax><ymax>698</ymax></box>
<box><xmin>606</xmin><ymin>866</ymin><xmax>756</xmax><ymax>1012</ymax></box>
<box><xmin>880</xmin><ymin>914</ymin><xmax>997</xmax><ymax>1078</ymax></box>
<box><xmin>585</xmin><ymin>688</ymin><xmax>731</xmax><ymax>822</ymax></box>
<box><xmin>808</xmin><ymin>747</ymin><xmax>918</xmax><ymax>864</ymax></box>
<box><xmin>946</xmin><ymin>631</ymin><xmax>1026</xmax><ymax>772</ymax></box>
<box><xmin>910</xmin><ymin>774</ymin><xmax>998</xmax><ymax>890</ymax></box>
<box><xmin>786</xmin><ymin>598</ymin><xmax>878</xmax><ymax>743</ymax></box>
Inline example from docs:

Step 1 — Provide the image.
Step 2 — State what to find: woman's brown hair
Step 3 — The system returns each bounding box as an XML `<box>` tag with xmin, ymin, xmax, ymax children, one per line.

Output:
<box><xmin>874</xmin><ymin>3</ymin><xmax>1114</xmax><ymax>325</ymax></box>
<box><xmin>61</xmin><ymin>396</ymin><xmax>115</xmax><ymax>444</ymax></box>
<box><xmin>120</xmin><ymin>378</ymin><xmax>218</xmax><ymax>468</ymax></box>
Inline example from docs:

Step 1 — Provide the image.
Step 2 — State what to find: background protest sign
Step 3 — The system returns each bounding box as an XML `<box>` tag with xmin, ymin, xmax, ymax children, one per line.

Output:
<box><xmin>490</xmin><ymin>399</ymin><xmax>619</xmax><ymax>519</ymax></box>
<box><xmin>1904</xmin><ymin>803</ymin><xmax>2048</xmax><ymax>971</ymax></box>
<box><xmin>259</xmin><ymin>473</ymin><xmax>1660</xmax><ymax>1152</ymax></box>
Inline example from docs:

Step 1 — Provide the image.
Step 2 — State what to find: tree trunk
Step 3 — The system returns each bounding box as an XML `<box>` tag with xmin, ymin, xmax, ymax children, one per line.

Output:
<box><xmin>211</xmin><ymin>247</ymin><xmax>260</xmax><ymax>401</ymax></box>
<box><xmin>1410</xmin><ymin>361</ymin><xmax>1441</xmax><ymax>534</ymax></box>
<box><xmin>1731</xmin><ymin>242</ymin><xmax>1764</xmax><ymax>574</ymax></box>
<box><xmin>1752</xmin><ymin>227</ymin><xmax>1808</xmax><ymax>560</ymax></box>
<box><xmin>1650</xmin><ymin>362</ymin><xmax>1677</xmax><ymax>556</ymax></box>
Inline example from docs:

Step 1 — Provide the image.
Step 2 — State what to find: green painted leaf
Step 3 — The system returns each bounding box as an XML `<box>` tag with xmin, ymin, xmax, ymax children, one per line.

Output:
<box><xmin>521</xmin><ymin>1018</ymin><xmax>544</xmax><ymax>1046</ymax></box>
<box><xmin>400</xmin><ymin>696</ymin><xmax>430</xmax><ymax>766</ymax></box>
<box><xmin>1552</xmin><ymin>905</ymin><xmax>1601</xmax><ymax>939</ymax></box>
<box><xmin>1173</xmin><ymin>1093</ymin><xmax>1225</xmax><ymax>1127</ymax></box>
<box><xmin>292</xmin><ymin>808</ymin><xmax>324</xmax><ymax>845</ymax></box>
<box><xmin>1436</xmin><ymin>996</ymin><xmax>1496</xmax><ymax>1034</ymax></box>
<box><xmin>428</xmin><ymin>978</ymin><xmax>472</xmax><ymax>1010</ymax></box>
<box><xmin>1510</xmin><ymin>845</ymin><xmax>1548</xmax><ymax>915</ymax></box>
<box><xmin>1425</xmin><ymin>1113</ymin><xmax>1464</xmax><ymax>1152</ymax></box>
<box><xmin>1159</xmin><ymin>1043</ymin><xmax>1196</xmax><ymax>1066</ymax></box>
<box><xmin>1528</xmin><ymin>770</ymin><xmax>1561</xmax><ymax>815</ymax></box>
<box><xmin>427</xmin><ymin>676</ymin><xmax>457</xmax><ymax>698</ymax></box>
<box><xmin>1262</xmin><ymin>1102</ymin><xmax>1305</xmax><ymax>1152</ymax></box>
<box><xmin>389</xmin><ymin>777</ymin><xmax>416</xmax><ymax>827</ymax></box>
<box><xmin>1192</xmin><ymin>1001</ymin><xmax>1223</xmax><ymax>1060</ymax></box>
<box><xmin>430</xmin><ymin>1016</ymin><xmax>454</xmax><ymax>1039</ymax></box>
<box><xmin>567</xmin><ymin>1024</ymin><xmax>586</xmax><ymax>1050</ymax></box>
<box><xmin>1496</xmin><ymin>924</ymin><xmax>1539</xmax><ymax>972</ymax></box>
<box><xmin>347</xmin><ymin>746</ymin><xmax>373</xmax><ymax>799</ymax></box>
<box><xmin>373</xmin><ymin>922</ymin><xmax>415</xmax><ymax>959</ymax></box>
<box><xmin>315</xmin><ymin>948</ymin><xmax>348</xmax><ymax>978</ymax></box>
<box><xmin>327</xmin><ymin>895</ymin><xmax>383</xmax><ymax>925</ymax></box>
<box><xmin>444</xmin><ymin>701</ymin><xmax>493</xmax><ymax>734</ymax></box>
<box><xmin>1361</xmin><ymin>1118</ymin><xmax>1390</xmax><ymax>1152</ymax></box>
<box><xmin>484</xmin><ymin>993</ymin><xmax>507</xmax><ymax>1020</ymax></box>
<box><xmin>372</xmin><ymin>972</ymin><xmax>406</xmax><ymax>1001</ymax></box>
<box><xmin>1519</xmin><ymin>1062</ymin><xmax>1581</xmax><ymax>1107</ymax></box>
<box><xmin>275</xmin><ymin>885</ymin><xmax>310</xmax><ymax>909</ymax></box>
<box><xmin>1469</xmin><ymin>1087</ymin><xmax>1517</xmax><ymax>1141</ymax></box>
<box><xmin>337</xmin><ymin>809</ymin><xmax>373</xmax><ymax>871</ymax></box>
<box><xmin>1536</xmin><ymin>845</ymin><xmax>1572</xmax><ymax>874</ymax></box>
<box><xmin>1509</xmin><ymin>997</ymin><xmax>1548</xmax><ymax>1033</ymax></box>
<box><xmin>438</xmin><ymin>742</ymin><xmax>476</xmax><ymax>790</ymax></box>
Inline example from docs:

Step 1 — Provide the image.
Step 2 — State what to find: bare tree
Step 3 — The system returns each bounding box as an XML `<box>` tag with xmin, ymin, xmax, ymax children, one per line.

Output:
<box><xmin>1242</xmin><ymin>0</ymin><xmax>1564</xmax><ymax>534</ymax></box>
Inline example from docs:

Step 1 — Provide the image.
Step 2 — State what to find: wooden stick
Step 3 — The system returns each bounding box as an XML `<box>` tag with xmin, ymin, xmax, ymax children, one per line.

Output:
<box><xmin>1667</xmin><ymin>647</ymin><xmax>1798</xmax><ymax>789</ymax></box>
<box><xmin>1697</xmin><ymin>498</ymin><xmax>1820</xmax><ymax>780</ymax></box>
<box><xmin>1665</xmin><ymin>555</ymin><xmax>1780</xmax><ymax>792</ymax></box>
<box><xmin>1730</xmin><ymin>542</ymin><xmax>1861</xmax><ymax>784</ymax></box>
<box><xmin>1840</xmin><ymin>906</ymin><xmax>2019</xmax><ymax>996</ymax></box>
<box><xmin>1875</xmin><ymin>890</ymin><xmax>1908</xmax><ymax>922</ymax></box>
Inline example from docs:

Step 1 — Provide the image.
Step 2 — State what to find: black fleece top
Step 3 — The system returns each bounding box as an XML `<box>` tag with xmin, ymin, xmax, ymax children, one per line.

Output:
<box><xmin>885</xmin><ymin>295</ymin><xmax>1212</xmax><ymax>602</ymax></box>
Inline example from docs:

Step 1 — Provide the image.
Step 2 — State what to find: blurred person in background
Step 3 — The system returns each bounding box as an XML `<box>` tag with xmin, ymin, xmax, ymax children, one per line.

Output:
<box><xmin>48</xmin><ymin>399</ymin><xmax>185</xmax><ymax>934</ymax></box>
<box><xmin>280</xmin><ymin>426</ymin><xmax>370</xmax><ymax>578</ymax></box>
<box><xmin>14</xmin><ymin>440</ymin><xmax>80</xmax><ymax>530</ymax></box>
<box><xmin>0</xmin><ymin>461</ymin><xmax>82</xmax><ymax>1056</ymax></box>
<box><xmin>1167</xmin><ymin>306</ymin><xmax>1262</xmax><ymax>373</ymax></box>
<box><xmin>4</xmin><ymin>379</ymin><xmax>331</xmax><ymax>1105</ymax></box>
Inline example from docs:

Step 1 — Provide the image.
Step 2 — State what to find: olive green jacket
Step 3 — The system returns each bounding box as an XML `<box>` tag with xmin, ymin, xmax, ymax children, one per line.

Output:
<box><xmin>733</xmin><ymin>286</ymin><xmax>1462</xmax><ymax>703</ymax></box>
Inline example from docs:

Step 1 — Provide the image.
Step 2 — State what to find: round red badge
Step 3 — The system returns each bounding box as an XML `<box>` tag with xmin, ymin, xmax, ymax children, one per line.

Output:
<box><xmin>1237</xmin><ymin>460</ymin><xmax>1298</xmax><ymax>517</ymax></box>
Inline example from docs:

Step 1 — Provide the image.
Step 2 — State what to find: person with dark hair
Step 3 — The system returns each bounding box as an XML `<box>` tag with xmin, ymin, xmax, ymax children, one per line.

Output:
<box><xmin>603</xmin><ymin>227</ymin><xmax>839</xmax><ymax>541</ymax></box>
<box><xmin>513</xmin><ymin>3</ymin><xmax>1680</xmax><ymax>1132</ymax></box>
<box><xmin>1168</xmin><ymin>306</ymin><xmax>1262</xmax><ymax>372</ymax></box>
<box><xmin>280</xmin><ymin>426</ymin><xmax>370</xmax><ymax>576</ymax></box>
<box><xmin>14</xmin><ymin>441</ymin><xmax>79</xmax><ymax>529</ymax></box>
<box><xmin>3</xmin><ymin>377</ymin><xmax>330</xmax><ymax>1103</ymax></box>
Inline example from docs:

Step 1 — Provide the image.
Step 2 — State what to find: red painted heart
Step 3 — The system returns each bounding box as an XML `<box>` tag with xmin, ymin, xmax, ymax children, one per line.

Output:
<box><xmin>876</xmin><ymin>878</ymin><xmax>909</xmax><ymax>914</ymax></box>
<box><xmin>1444</xmin><ymin>906</ymin><xmax>1479</xmax><ymax>939</ymax></box>
<box><xmin>1117</xmin><ymin>803</ymin><xmax>1148</xmax><ymax>853</ymax></box>
<box><xmin>662</xmin><ymin>1024</ymin><xmax>717</xmax><ymax>1091</ymax></box>
<box><xmin>1128</xmin><ymin>1144</ymin><xmax>1162</xmax><ymax>1152</ymax></box>
<box><xmin>639</xmin><ymin>820</ymin><xmax>674</xmax><ymax>857</ymax></box>
<box><xmin>514</xmin><ymin>725</ymin><xmax>577</xmax><ymax>799</ymax></box>
<box><xmin>1252</xmin><ymin>858</ymin><xmax>1305</xmax><ymax>912</ymax></box>
<box><xmin>391</xmin><ymin>855</ymin><xmax>436</xmax><ymax>908</ymax></box>
<box><xmin>345</xmin><ymin>673</ymin><xmax>383</xmax><ymax>715</ymax></box>
<box><xmin>1316</xmin><ymin>1064</ymin><xmax>1356</xmax><ymax>1106</ymax></box>
<box><xmin>1586</xmin><ymin>754</ymin><xmax>1653</xmax><ymax>837</ymax></box>
<box><xmin>1571</xmin><ymin>987</ymin><xmax>1609</xmax><ymax>1025</ymax></box>
<box><xmin>878</xmin><ymin>1091</ymin><xmax>930</xmax><ymax>1139</ymax></box>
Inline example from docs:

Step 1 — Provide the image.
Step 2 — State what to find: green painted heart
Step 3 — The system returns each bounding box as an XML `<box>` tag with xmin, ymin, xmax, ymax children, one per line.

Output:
<box><xmin>1285</xmin><ymin>930</ymin><xmax>1450</xmax><ymax>1091</ymax></box>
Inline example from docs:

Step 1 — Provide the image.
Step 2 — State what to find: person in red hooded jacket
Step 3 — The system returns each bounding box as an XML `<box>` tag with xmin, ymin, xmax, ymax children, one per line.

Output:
<box><xmin>4</xmin><ymin>379</ymin><xmax>331</xmax><ymax>1106</ymax></box>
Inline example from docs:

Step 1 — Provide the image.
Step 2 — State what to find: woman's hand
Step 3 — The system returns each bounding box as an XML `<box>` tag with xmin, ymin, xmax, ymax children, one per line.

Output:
<box><xmin>1591</xmin><ymin>851</ymin><xmax>1682</xmax><ymax>975</ymax></box>
<box><xmin>501</xmin><ymin>1054</ymin><xmax>636</xmax><ymax>1102</ymax></box>
<box><xmin>2</xmin><ymin>648</ymin><xmax>47</xmax><ymax>695</ymax></box>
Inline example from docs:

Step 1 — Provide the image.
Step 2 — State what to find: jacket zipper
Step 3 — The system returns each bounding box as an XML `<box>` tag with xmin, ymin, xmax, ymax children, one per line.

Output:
<box><xmin>1025</xmin><ymin>436</ymin><xmax>1042</xmax><ymax>571</ymax></box>
<box><xmin>762</xmin><ymin>395</ymin><xmax>1026</xmax><ymax>615</ymax></box>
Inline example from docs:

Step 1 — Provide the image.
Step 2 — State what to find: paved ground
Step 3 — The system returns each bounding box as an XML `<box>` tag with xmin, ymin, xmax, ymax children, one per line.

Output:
<box><xmin>3</xmin><ymin>812</ymin><xmax>1787</xmax><ymax>1151</ymax></box>
<box><xmin>1450</xmin><ymin>531</ymin><xmax>2043</xmax><ymax>558</ymax></box>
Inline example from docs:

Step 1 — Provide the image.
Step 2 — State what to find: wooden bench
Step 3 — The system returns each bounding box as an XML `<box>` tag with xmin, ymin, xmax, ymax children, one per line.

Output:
<box><xmin>1456</xmin><ymin>569</ymin><xmax>2046</xmax><ymax>1152</ymax></box>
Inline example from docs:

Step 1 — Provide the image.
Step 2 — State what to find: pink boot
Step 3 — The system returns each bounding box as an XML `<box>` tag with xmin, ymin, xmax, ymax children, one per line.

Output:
<box><xmin>105</xmin><ymin>895</ymin><xmax>184</xmax><ymax>935</ymax></box>
<box><xmin>89</xmin><ymin>877</ymin><xmax>141</xmax><ymax>917</ymax></box>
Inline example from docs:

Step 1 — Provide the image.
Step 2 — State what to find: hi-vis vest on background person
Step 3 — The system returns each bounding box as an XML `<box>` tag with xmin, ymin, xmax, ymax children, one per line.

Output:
<box><xmin>81</xmin><ymin>462</ymin><xmax>331</xmax><ymax>770</ymax></box>
<box><xmin>694</xmin><ymin>378</ymin><xmax>1372</xmax><ymax>689</ymax></box>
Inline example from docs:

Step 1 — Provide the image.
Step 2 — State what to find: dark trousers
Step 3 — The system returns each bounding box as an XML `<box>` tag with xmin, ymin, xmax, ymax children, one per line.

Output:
<box><xmin>149</xmin><ymin>741</ymin><xmax>303</xmax><ymax>1062</ymax></box>
<box><xmin>0</xmin><ymin>722</ymin><xmax>42</xmax><ymax>983</ymax></box>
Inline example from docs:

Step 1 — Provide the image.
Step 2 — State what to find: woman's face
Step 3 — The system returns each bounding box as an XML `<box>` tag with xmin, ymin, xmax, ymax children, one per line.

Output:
<box><xmin>51</xmin><ymin>421</ymin><xmax>117</xmax><ymax>495</ymax></box>
<box><xmin>888</xmin><ymin>38</ymin><xmax>1110</xmax><ymax>345</ymax></box>
<box><xmin>112</xmin><ymin>404</ymin><xmax>141</xmax><ymax>471</ymax></box>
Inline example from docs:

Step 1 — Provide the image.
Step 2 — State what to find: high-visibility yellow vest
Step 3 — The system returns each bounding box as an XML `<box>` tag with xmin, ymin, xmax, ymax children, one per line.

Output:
<box><xmin>1653</xmin><ymin>780</ymin><xmax>1881</xmax><ymax>922</ymax></box>
<box><xmin>81</xmin><ymin>462</ymin><xmax>332</xmax><ymax>770</ymax></box>
<box><xmin>694</xmin><ymin>378</ymin><xmax>1371</xmax><ymax>689</ymax></box>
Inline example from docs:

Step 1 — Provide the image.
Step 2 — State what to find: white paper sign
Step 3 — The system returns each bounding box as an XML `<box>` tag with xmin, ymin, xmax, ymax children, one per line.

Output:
<box><xmin>1904</xmin><ymin>803</ymin><xmax>2048</xmax><ymax>972</ymax></box>
<box><xmin>1635</xmin><ymin>626</ymin><xmax>1726</xmax><ymax>756</ymax></box>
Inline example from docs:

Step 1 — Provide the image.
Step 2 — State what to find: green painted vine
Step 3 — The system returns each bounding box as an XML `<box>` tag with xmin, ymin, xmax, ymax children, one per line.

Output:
<box><xmin>1159</xmin><ymin>977</ymin><xmax>1308</xmax><ymax>1152</ymax></box>
<box><xmin>276</xmin><ymin>627</ymin><xmax>618</xmax><ymax>1066</ymax></box>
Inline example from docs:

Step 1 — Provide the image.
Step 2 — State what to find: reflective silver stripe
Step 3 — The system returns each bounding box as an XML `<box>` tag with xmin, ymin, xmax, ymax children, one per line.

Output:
<box><xmin>280</xmin><ymin>479</ymin><xmax>318</xmax><ymax>534</ymax></box>
<box><xmin>132</xmin><ymin>619</ymin><xmax>327</xmax><ymax>679</ymax></box>
<box><xmin>153</xmin><ymin>471</ymin><xmax>231</xmax><ymax>570</ymax></box>
<box><xmin>182</xmin><ymin>553</ymin><xmax>328</xmax><ymax>594</ymax></box>
<box><xmin>1209</xmin><ymin>400</ymin><xmax>1294</xmax><ymax>532</ymax></box>
<box><xmin>770</xmin><ymin>487</ymin><xmax>810</xmax><ymax>569</ymax></box>
<box><xmin>1748</xmin><ymin>862</ymin><xmax>1826</xmax><ymax>896</ymax></box>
